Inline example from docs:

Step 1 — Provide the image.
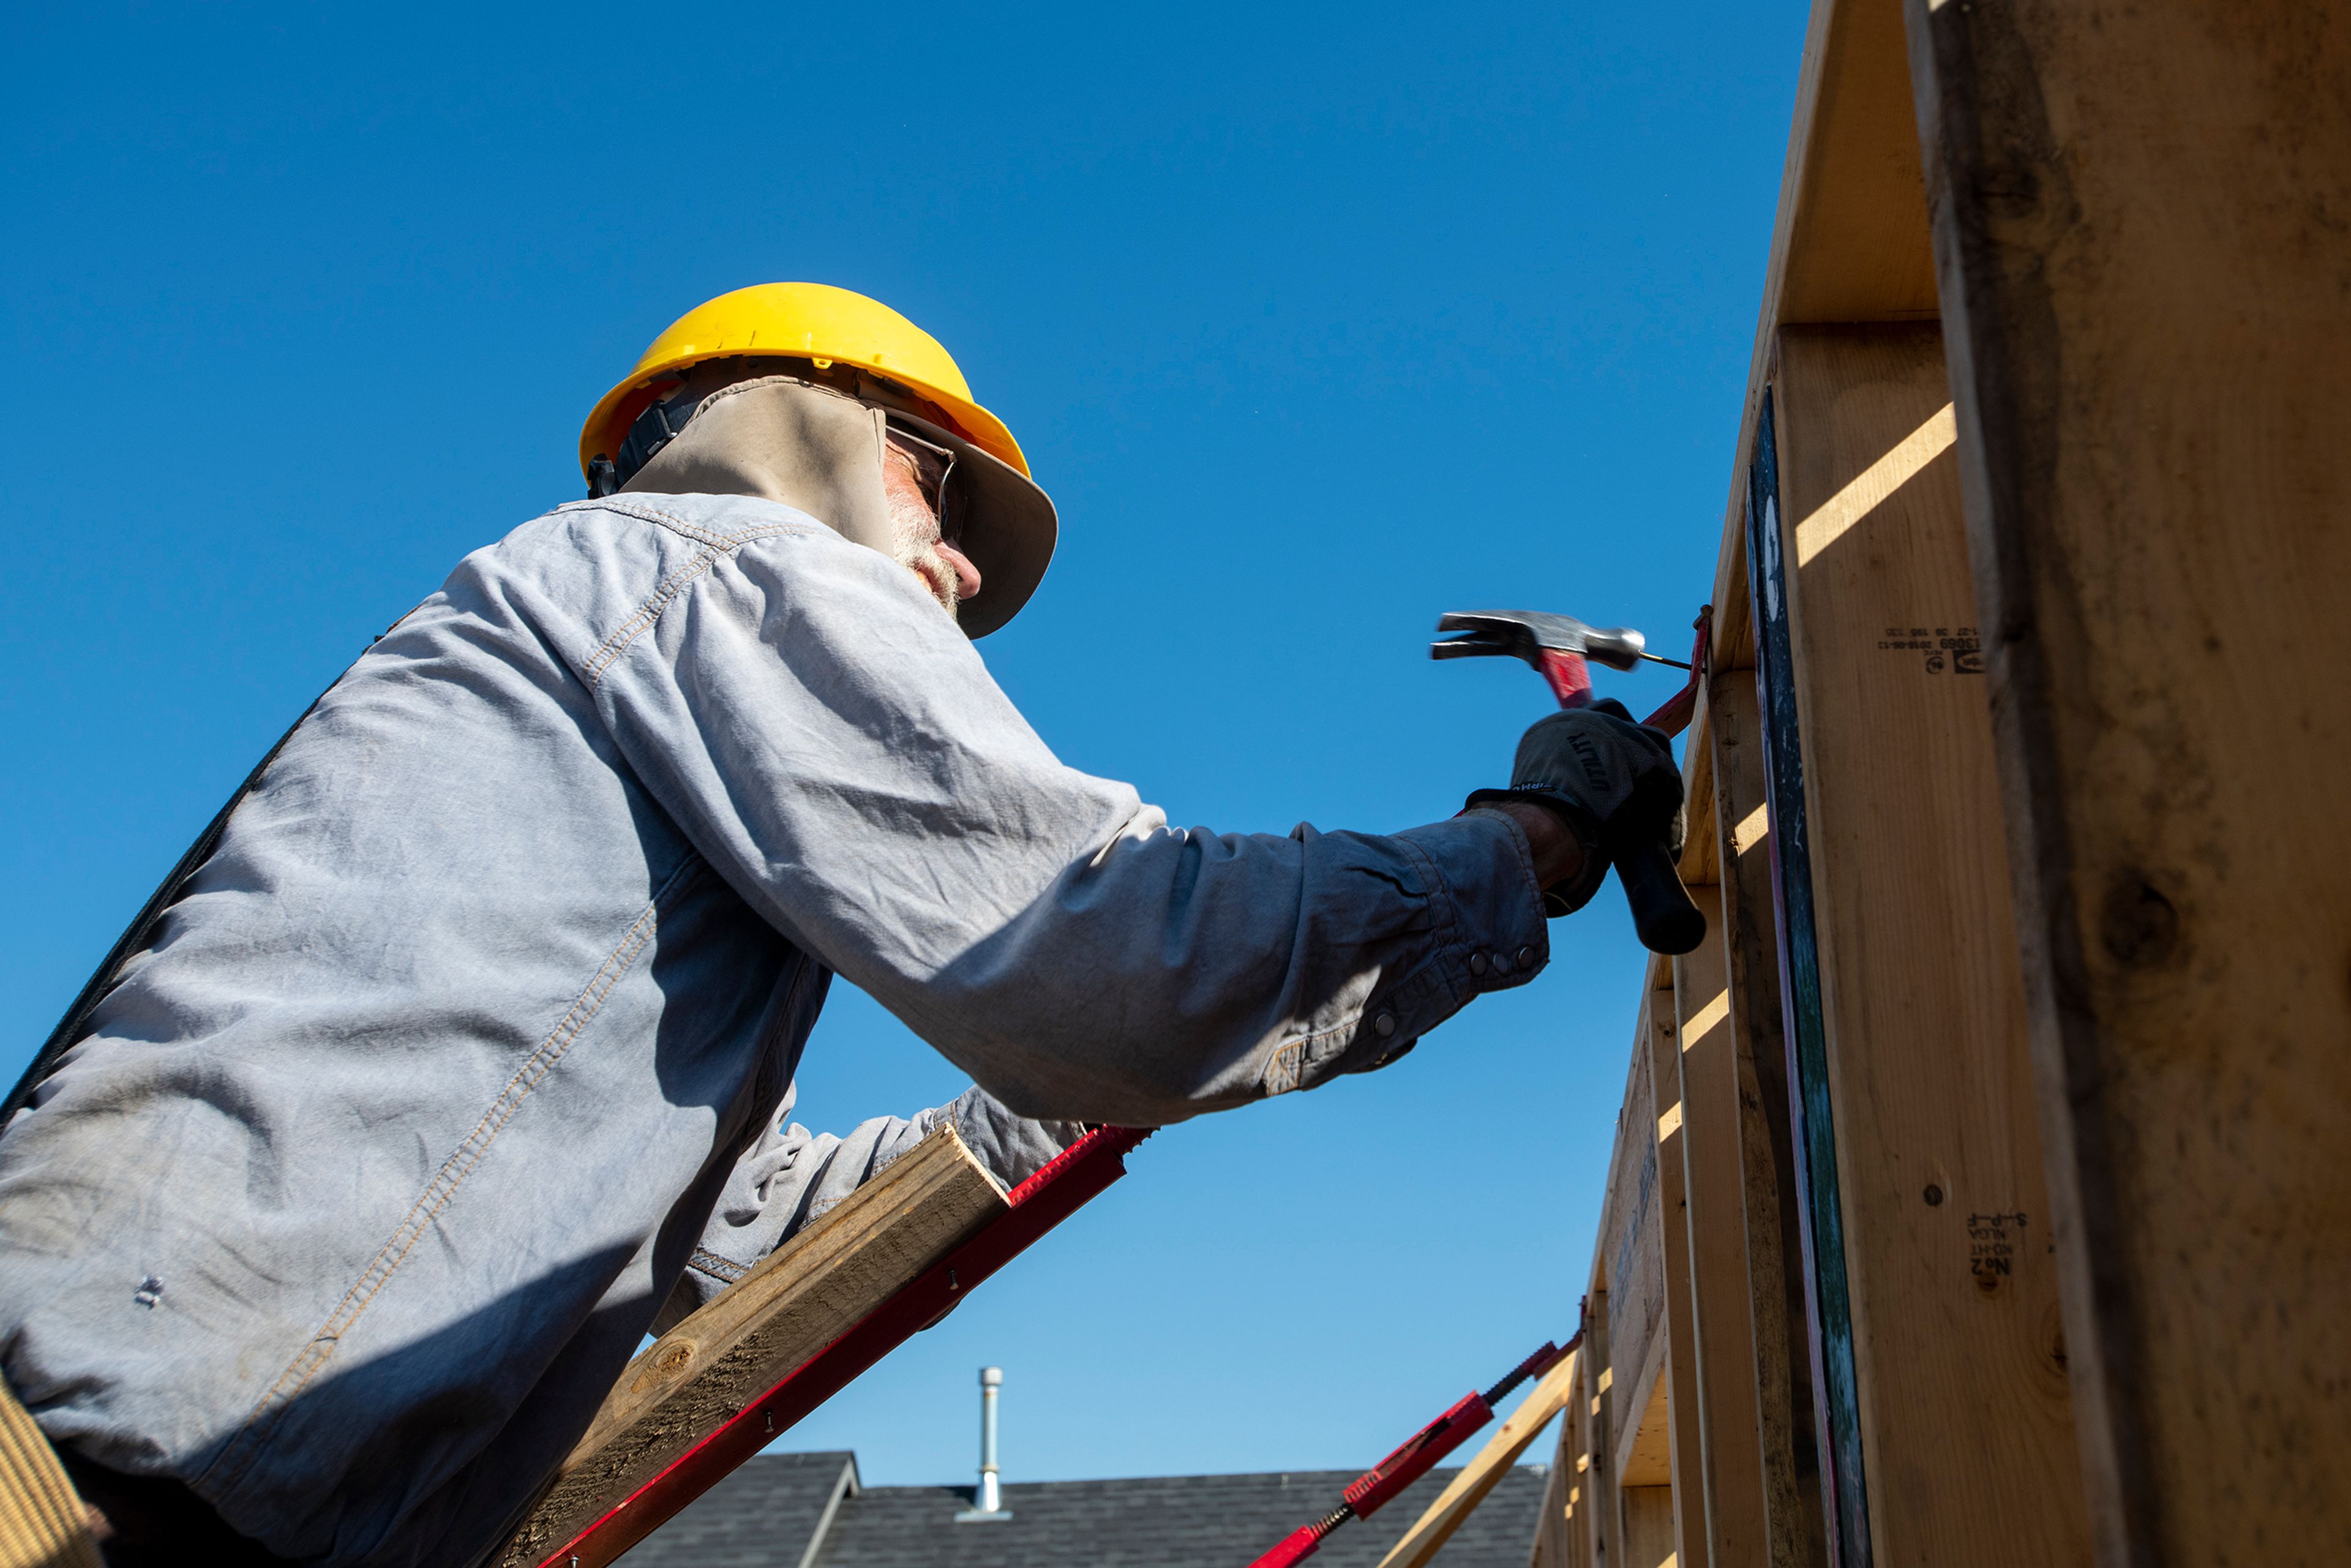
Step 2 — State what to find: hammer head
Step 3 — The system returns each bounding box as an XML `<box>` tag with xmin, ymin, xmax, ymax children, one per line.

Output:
<box><xmin>1431</xmin><ymin>610</ymin><xmax>1649</xmax><ymax>673</ymax></box>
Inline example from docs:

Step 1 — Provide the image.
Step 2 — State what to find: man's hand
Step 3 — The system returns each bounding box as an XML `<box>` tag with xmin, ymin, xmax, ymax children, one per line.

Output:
<box><xmin>1469</xmin><ymin>699</ymin><xmax>1684</xmax><ymax>915</ymax></box>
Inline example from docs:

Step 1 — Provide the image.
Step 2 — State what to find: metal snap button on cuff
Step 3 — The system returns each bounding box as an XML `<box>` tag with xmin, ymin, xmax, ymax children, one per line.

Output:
<box><xmin>1373</xmin><ymin>1011</ymin><xmax>1398</xmax><ymax>1038</ymax></box>
<box><xmin>1468</xmin><ymin>952</ymin><xmax>1490</xmax><ymax>977</ymax></box>
<box><xmin>1517</xmin><ymin>945</ymin><xmax>1537</xmax><ymax>968</ymax></box>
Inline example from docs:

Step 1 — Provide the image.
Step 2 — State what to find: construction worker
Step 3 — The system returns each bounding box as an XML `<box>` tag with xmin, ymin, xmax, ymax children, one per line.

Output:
<box><xmin>0</xmin><ymin>284</ymin><xmax>1682</xmax><ymax>1568</ymax></box>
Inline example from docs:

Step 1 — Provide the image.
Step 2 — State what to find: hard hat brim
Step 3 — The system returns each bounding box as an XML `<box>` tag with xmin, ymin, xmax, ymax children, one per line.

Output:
<box><xmin>887</xmin><ymin>408</ymin><xmax>1056</xmax><ymax>639</ymax></box>
<box><xmin>581</xmin><ymin>356</ymin><xmax>1031</xmax><ymax>486</ymax></box>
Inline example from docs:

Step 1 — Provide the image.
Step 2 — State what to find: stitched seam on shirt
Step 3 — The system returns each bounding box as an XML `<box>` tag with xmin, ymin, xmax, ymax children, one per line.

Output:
<box><xmin>578</xmin><ymin>524</ymin><xmax>800</xmax><ymax>689</ymax></box>
<box><xmin>562</xmin><ymin>497</ymin><xmax>819</xmax><ymax>552</ymax></box>
<box><xmin>689</xmin><ymin>1247</ymin><xmax>750</xmax><ymax>1284</ymax></box>
<box><xmin>200</xmin><ymin>898</ymin><xmax>665</xmax><ymax>1499</ymax></box>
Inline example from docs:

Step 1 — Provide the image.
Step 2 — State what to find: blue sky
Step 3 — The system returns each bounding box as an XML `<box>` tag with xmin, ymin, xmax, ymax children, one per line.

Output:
<box><xmin>4</xmin><ymin>3</ymin><xmax>1799</xmax><ymax>1488</ymax></box>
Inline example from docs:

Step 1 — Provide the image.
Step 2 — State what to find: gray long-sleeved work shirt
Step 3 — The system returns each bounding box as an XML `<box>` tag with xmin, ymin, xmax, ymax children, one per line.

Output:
<box><xmin>0</xmin><ymin>490</ymin><xmax>1550</xmax><ymax>1567</ymax></box>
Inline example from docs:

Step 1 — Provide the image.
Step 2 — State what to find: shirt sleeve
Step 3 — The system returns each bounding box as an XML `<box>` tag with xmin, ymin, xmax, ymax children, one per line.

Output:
<box><xmin>654</xmin><ymin>1084</ymin><xmax>1087</xmax><ymax>1331</ymax></box>
<box><xmin>585</xmin><ymin>519</ymin><xmax>1552</xmax><ymax>1127</ymax></box>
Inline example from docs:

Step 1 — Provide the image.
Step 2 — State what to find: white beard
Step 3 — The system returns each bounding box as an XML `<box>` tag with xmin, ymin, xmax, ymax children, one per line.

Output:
<box><xmin>888</xmin><ymin>487</ymin><xmax>959</xmax><ymax>620</ymax></box>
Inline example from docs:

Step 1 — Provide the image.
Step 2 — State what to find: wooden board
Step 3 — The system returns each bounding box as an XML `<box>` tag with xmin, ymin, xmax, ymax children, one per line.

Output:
<box><xmin>1616</xmin><ymin>1321</ymin><xmax>1673</xmax><ymax>1490</ymax></box>
<box><xmin>1775</xmin><ymin>0</ymin><xmax>1938</xmax><ymax>325</ymax></box>
<box><xmin>1600</xmin><ymin>994</ymin><xmax>1667</xmax><ymax>1474</ymax></box>
<box><xmin>498</xmin><ymin>1124</ymin><xmax>1008</xmax><ymax>1566</ymax></box>
<box><xmin>1567</xmin><ymin>1339</ymin><xmax>1596</xmax><ymax>1568</ymax></box>
<box><xmin>1710</xmin><ymin>0</ymin><xmax>1946</xmax><ymax>677</ymax></box>
<box><xmin>1645</xmin><ymin>971</ymin><xmax>1708</xmax><ymax>1568</ymax></box>
<box><xmin>1671</xmin><ymin>877</ymin><xmax>1772</xmax><ymax>1568</ymax></box>
<box><xmin>1583</xmin><ymin>1289</ymin><xmax>1615</xmax><ymax>1568</ymax></box>
<box><xmin>1677</xmin><ymin>695</ymin><xmax>1722</xmax><ymax>890</ymax></box>
<box><xmin>1907</xmin><ymin>5</ymin><xmax>2351</xmax><ymax>1561</ymax></box>
<box><xmin>1746</xmin><ymin>383</ymin><xmax>1873</xmax><ymax>1566</ymax></box>
<box><xmin>1622</xmin><ymin>1487</ymin><xmax>1679</xmax><ymax>1568</ymax></box>
<box><xmin>1711</xmin><ymin>571</ymin><xmax>1831</xmax><ymax>1568</ymax></box>
<box><xmin>1769</xmin><ymin>323</ymin><xmax>2089</xmax><ymax>1566</ymax></box>
<box><xmin>1376</xmin><ymin>1349</ymin><xmax>1577</xmax><ymax>1568</ymax></box>
<box><xmin>1529</xmin><ymin>1429</ymin><xmax>1574</xmax><ymax>1568</ymax></box>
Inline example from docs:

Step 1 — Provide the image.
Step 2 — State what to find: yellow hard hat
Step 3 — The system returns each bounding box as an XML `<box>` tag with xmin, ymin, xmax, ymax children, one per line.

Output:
<box><xmin>580</xmin><ymin>283</ymin><xmax>1054</xmax><ymax>636</ymax></box>
<box><xmin>579</xmin><ymin>282</ymin><xmax>1030</xmax><ymax>481</ymax></box>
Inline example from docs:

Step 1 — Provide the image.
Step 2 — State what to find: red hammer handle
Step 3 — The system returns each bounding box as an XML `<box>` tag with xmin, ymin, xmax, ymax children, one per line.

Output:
<box><xmin>1535</xmin><ymin>648</ymin><xmax>1594</xmax><ymax>709</ymax></box>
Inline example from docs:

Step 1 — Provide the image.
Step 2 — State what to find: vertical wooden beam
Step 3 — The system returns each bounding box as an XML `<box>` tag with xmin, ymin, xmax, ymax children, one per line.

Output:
<box><xmin>1602</xmin><ymin>989</ymin><xmax>1668</xmax><ymax>1512</ymax></box>
<box><xmin>1765</xmin><ymin>321</ymin><xmax>2090</xmax><ymax>1566</ymax></box>
<box><xmin>1555</xmin><ymin>1348</ymin><xmax>1594</xmax><ymax>1568</ymax></box>
<box><xmin>1648</xmin><ymin>973</ymin><xmax>1711</xmax><ymax>1568</ymax></box>
<box><xmin>1529</xmin><ymin>1425</ymin><xmax>1573</xmax><ymax>1568</ymax></box>
<box><xmin>1707</xmin><ymin>669</ymin><xmax>1830</xmax><ymax>1568</ymax></box>
<box><xmin>1745</xmin><ymin>388</ymin><xmax>1872</xmax><ymax>1567</ymax></box>
<box><xmin>1672</xmin><ymin>879</ymin><xmax>1772</xmax><ymax>1568</ymax></box>
<box><xmin>1569</xmin><ymin>1346</ymin><xmax>1595</xmax><ymax>1568</ymax></box>
<box><xmin>1905</xmin><ymin>5</ymin><xmax>2351</xmax><ymax>1562</ymax></box>
<box><xmin>1586</xmin><ymin>1289</ymin><xmax>1614</xmax><ymax>1568</ymax></box>
<box><xmin>1622</xmin><ymin>1488</ymin><xmax>1679</xmax><ymax>1568</ymax></box>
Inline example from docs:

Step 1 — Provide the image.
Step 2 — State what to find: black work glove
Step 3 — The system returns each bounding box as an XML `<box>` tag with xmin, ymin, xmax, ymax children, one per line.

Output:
<box><xmin>1466</xmin><ymin>699</ymin><xmax>1685</xmax><ymax>915</ymax></box>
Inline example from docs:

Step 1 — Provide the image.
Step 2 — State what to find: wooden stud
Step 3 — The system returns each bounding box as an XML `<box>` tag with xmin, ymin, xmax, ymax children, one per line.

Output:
<box><xmin>1711</xmin><ymin>640</ymin><xmax>1832</xmax><ymax>1568</ymax></box>
<box><xmin>1647</xmin><ymin>973</ymin><xmax>1709</xmax><ymax>1568</ymax></box>
<box><xmin>1567</xmin><ymin>1343</ymin><xmax>1595</xmax><ymax>1568</ymax></box>
<box><xmin>1616</xmin><ymin>1328</ymin><xmax>1673</xmax><ymax>1490</ymax></box>
<box><xmin>1600</xmin><ymin>992</ymin><xmax>1667</xmax><ymax>1488</ymax></box>
<box><xmin>1709</xmin><ymin>0</ymin><xmax>1948</xmax><ymax>679</ymax></box>
<box><xmin>1907</xmin><ymin>4</ymin><xmax>2351</xmax><ymax>1561</ymax></box>
<box><xmin>1671</xmin><ymin>877</ymin><xmax>1773</xmax><ymax>1568</ymax></box>
<box><xmin>1621</xmin><ymin>1487</ymin><xmax>1679</xmax><ymax>1568</ymax></box>
<box><xmin>1765</xmin><ymin>321</ymin><xmax>2090</xmax><ymax>1566</ymax></box>
<box><xmin>1528</xmin><ymin>1430</ymin><xmax>1573</xmax><ymax>1568</ymax></box>
<box><xmin>1584</xmin><ymin>1289</ymin><xmax>1614</xmax><ymax>1568</ymax></box>
<box><xmin>1746</xmin><ymin>383</ymin><xmax>1873</xmax><ymax>1566</ymax></box>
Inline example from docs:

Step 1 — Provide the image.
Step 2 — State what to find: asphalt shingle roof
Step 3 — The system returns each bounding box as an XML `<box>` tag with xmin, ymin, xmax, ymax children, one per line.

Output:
<box><xmin>622</xmin><ymin>1451</ymin><xmax>1549</xmax><ymax>1567</ymax></box>
<box><xmin>623</xmin><ymin>1451</ymin><xmax>857</xmax><ymax>1568</ymax></box>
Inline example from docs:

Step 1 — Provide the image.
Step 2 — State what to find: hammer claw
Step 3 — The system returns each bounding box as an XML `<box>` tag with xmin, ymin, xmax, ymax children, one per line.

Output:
<box><xmin>1430</xmin><ymin>630</ymin><xmax>1518</xmax><ymax>661</ymax></box>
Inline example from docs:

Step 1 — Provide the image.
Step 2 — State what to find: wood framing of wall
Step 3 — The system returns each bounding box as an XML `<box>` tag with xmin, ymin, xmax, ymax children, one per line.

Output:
<box><xmin>1763</xmin><ymin>319</ymin><xmax>2088</xmax><ymax>1564</ymax></box>
<box><xmin>1905</xmin><ymin>3</ymin><xmax>2351</xmax><ymax>1562</ymax></box>
<box><xmin>1458</xmin><ymin>4</ymin><xmax>2334</xmax><ymax>1566</ymax></box>
<box><xmin>1532</xmin><ymin>0</ymin><xmax>2136</xmax><ymax>1564</ymax></box>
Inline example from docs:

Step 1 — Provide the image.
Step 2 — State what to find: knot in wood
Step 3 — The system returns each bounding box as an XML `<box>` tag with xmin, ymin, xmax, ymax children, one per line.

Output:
<box><xmin>2099</xmin><ymin>874</ymin><xmax>2181</xmax><ymax>970</ymax></box>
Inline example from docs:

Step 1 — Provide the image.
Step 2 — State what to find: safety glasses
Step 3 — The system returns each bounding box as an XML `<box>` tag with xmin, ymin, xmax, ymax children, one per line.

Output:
<box><xmin>883</xmin><ymin>420</ymin><xmax>959</xmax><ymax>540</ymax></box>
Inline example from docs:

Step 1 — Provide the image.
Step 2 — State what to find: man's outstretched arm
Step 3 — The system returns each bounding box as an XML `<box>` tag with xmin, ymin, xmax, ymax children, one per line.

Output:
<box><xmin>577</xmin><ymin>513</ymin><xmax>1556</xmax><ymax>1127</ymax></box>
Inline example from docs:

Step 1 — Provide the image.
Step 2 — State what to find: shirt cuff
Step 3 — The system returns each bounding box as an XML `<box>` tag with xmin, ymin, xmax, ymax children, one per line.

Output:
<box><xmin>1307</xmin><ymin>812</ymin><xmax>1552</xmax><ymax>1087</ymax></box>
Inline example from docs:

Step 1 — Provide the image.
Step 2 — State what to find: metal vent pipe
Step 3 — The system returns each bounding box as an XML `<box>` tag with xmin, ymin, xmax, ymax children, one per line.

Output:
<box><xmin>956</xmin><ymin>1366</ymin><xmax>1012</xmax><ymax>1522</ymax></box>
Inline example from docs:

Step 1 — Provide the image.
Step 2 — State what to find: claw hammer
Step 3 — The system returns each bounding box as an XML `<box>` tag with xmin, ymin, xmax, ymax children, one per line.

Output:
<box><xmin>1431</xmin><ymin>607</ymin><xmax>1711</xmax><ymax>956</ymax></box>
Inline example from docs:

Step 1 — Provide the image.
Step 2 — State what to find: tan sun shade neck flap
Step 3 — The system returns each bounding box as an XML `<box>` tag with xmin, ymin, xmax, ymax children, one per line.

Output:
<box><xmin>618</xmin><ymin>375</ymin><xmax>1057</xmax><ymax>639</ymax></box>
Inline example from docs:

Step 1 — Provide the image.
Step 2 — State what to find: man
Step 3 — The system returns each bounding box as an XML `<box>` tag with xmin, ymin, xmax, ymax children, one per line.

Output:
<box><xmin>0</xmin><ymin>284</ymin><xmax>1681</xmax><ymax>1567</ymax></box>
